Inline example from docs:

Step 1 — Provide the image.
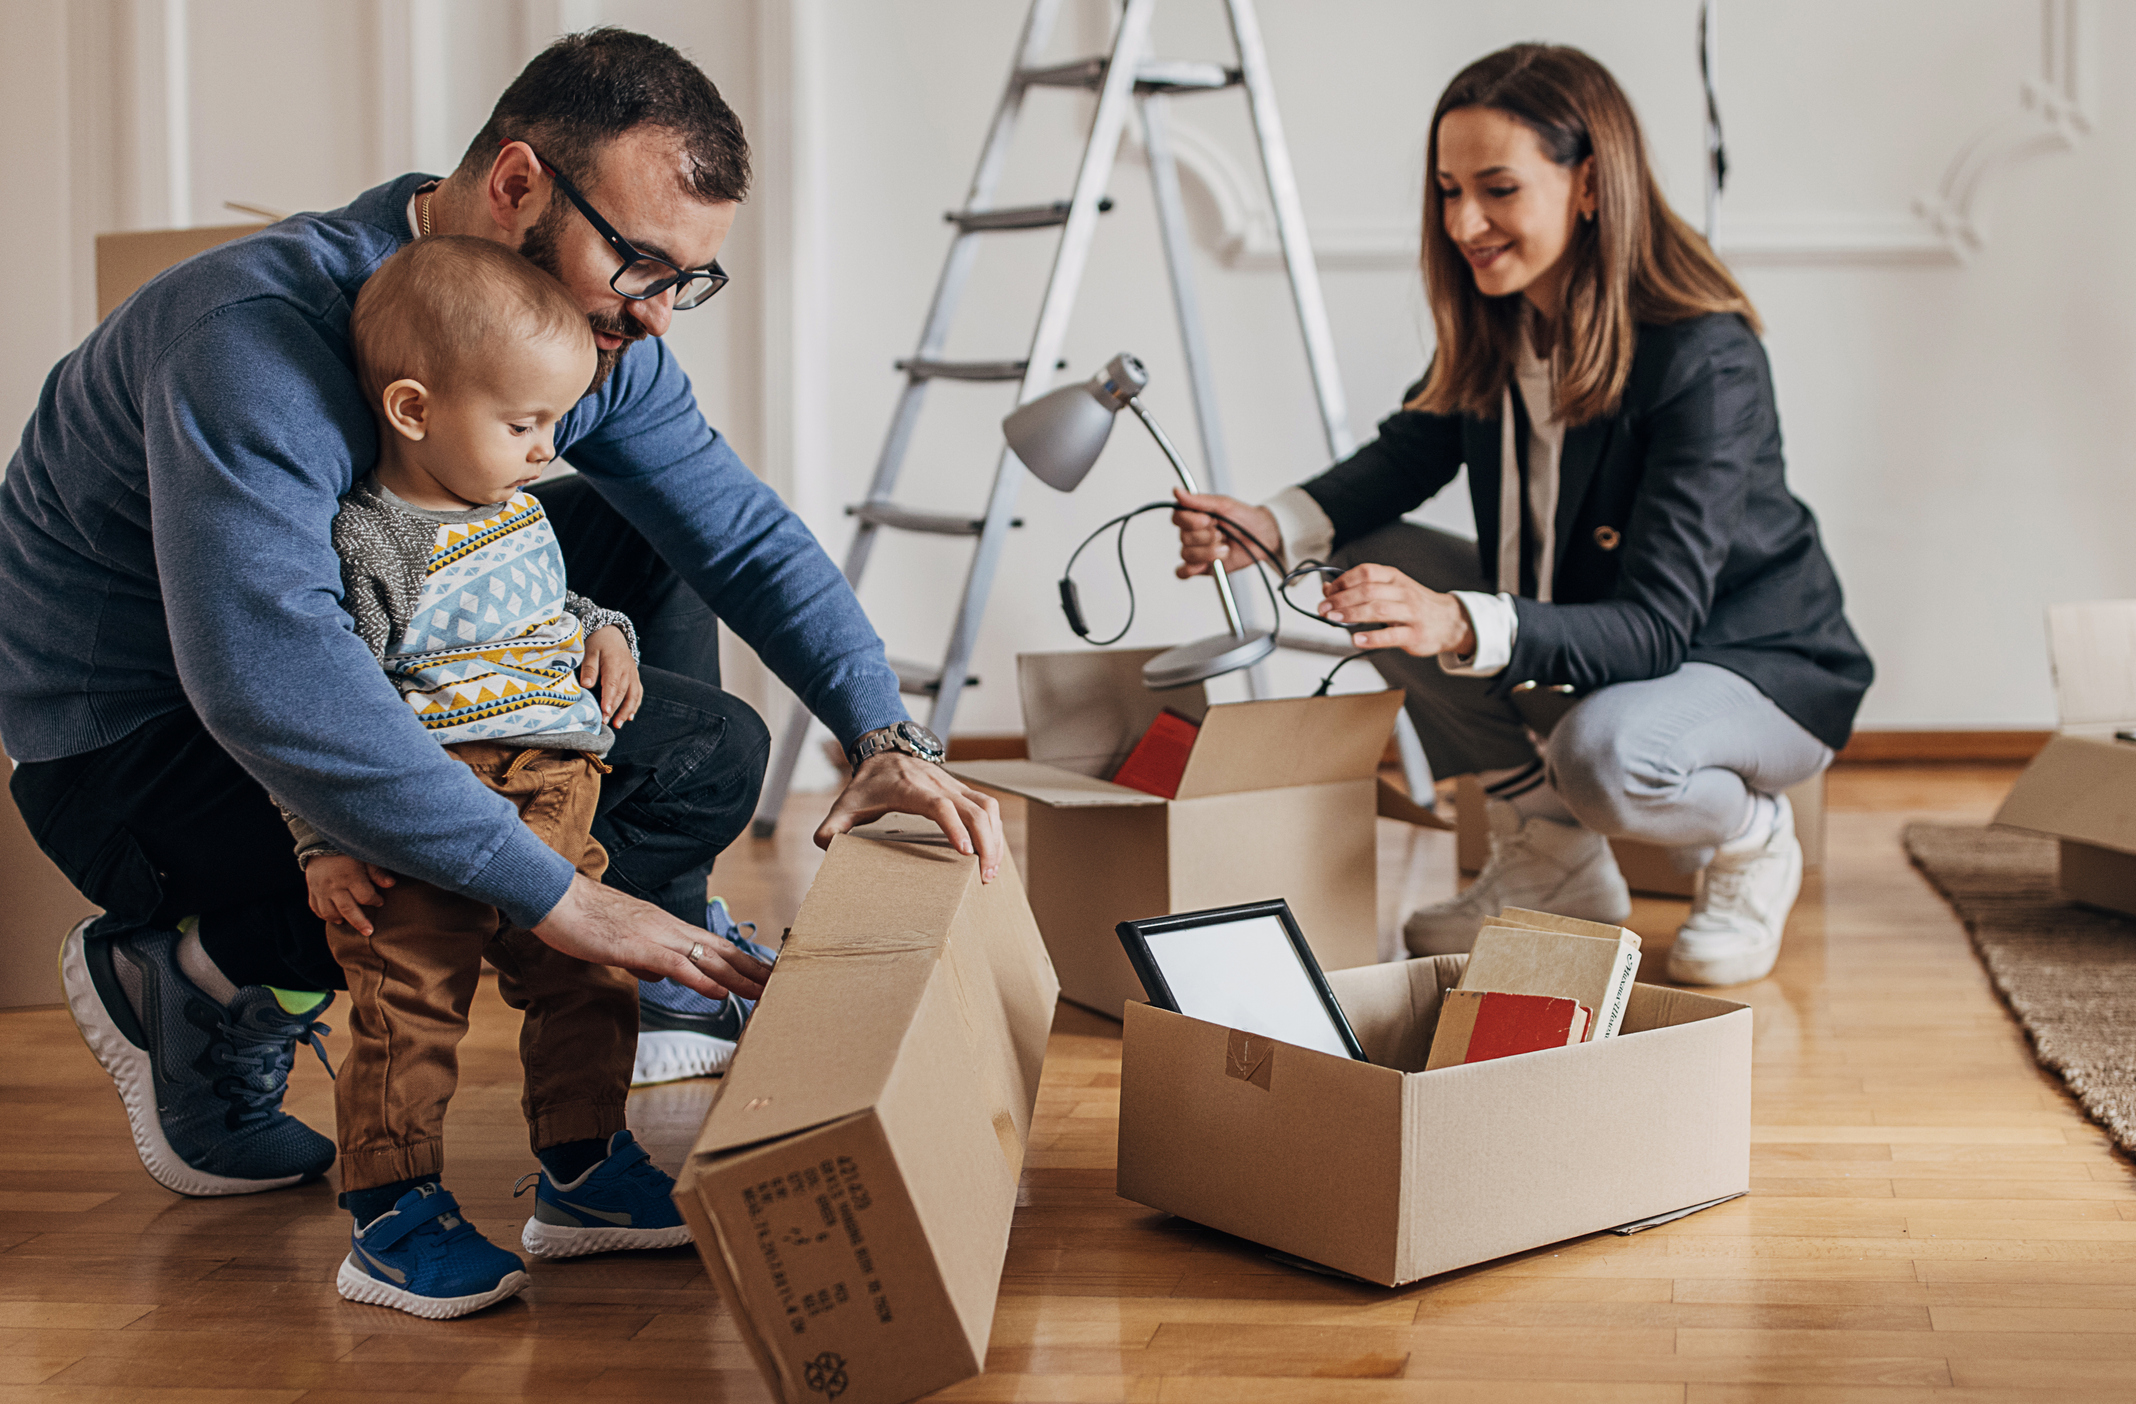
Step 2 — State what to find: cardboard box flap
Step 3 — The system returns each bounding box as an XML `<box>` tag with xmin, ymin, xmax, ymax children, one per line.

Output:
<box><xmin>1174</xmin><ymin>690</ymin><xmax>1405</xmax><ymax>799</ymax></box>
<box><xmin>945</xmin><ymin>758</ymin><xmax>1166</xmax><ymax>808</ymax></box>
<box><xmin>1326</xmin><ymin>956</ymin><xmax>1462</xmax><ymax>1073</ymax></box>
<box><xmin>2047</xmin><ymin>600</ymin><xmax>2136</xmax><ymax>731</ymax></box>
<box><xmin>1017</xmin><ymin>649</ymin><xmax>1208</xmax><ymax>779</ymax></box>
<box><xmin>1994</xmin><ymin>733</ymin><xmax>2136</xmax><ymax>854</ymax></box>
<box><xmin>1618</xmin><ymin>983</ymin><xmax>1748</xmax><ymax>1036</ymax></box>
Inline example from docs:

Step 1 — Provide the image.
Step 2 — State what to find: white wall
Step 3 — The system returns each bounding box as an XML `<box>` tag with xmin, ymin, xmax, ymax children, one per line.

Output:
<box><xmin>3</xmin><ymin>0</ymin><xmax>2125</xmax><ymax>758</ymax></box>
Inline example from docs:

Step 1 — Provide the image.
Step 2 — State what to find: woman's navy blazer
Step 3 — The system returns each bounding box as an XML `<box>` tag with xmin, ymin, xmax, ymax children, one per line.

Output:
<box><xmin>1299</xmin><ymin>313</ymin><xmax>1873</xmax><ymax>751</ymax></box>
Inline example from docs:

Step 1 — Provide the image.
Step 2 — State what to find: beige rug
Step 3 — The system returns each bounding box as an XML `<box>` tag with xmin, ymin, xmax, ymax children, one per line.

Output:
<box><xmin>1904</xmin><ymin>823</ymin><xmax>2136</xmax><ymax>1157</ymax></box>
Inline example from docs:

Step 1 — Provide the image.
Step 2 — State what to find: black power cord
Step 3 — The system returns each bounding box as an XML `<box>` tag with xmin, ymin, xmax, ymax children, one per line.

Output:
<box><xmin>1057</xmin><ymin>504</ymin><xmax>1380</xmax><ymax>696</ymax></box>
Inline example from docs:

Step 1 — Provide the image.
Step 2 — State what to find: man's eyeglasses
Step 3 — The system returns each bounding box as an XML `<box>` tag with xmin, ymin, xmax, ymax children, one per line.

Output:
<box><xmin>523</xmin><ymin>145</ymin><xmax>729</xmax><ymax>311</ymax></box>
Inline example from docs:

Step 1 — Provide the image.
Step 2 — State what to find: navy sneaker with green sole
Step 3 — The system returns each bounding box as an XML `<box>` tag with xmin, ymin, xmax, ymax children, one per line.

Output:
<box><xmin>60</xmin><ymin>918</ymin><xmax>336</xmax><ymax>1196</ymax></box>
<box><xmin>515</xmin><ymin>1129</ymin><xmax>693</xmax><ymax>1258</ymax></box>
<box><xmin>338</xmin><ymin>1182</ymin><xmax>529</xmax><ymax>1319</ymax></box>
<box><xmin>631</xmin><ymin>898</ymin><xmax>778</xmax><ymax>1086</ymax></box>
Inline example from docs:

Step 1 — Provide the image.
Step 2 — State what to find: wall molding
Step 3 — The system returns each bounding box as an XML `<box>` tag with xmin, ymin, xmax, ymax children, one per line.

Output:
<box><xmin>1140</xmin><ymin>0</ymin><xmax>2090</xmax><ymax>272</ymax></box>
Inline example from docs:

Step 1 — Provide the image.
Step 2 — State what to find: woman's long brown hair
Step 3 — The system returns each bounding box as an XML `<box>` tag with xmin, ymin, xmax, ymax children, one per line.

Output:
<box><xmin>1408</xmin><ymin>44</ymin><xmax>1759</xmax><ymax>426</ymax></box>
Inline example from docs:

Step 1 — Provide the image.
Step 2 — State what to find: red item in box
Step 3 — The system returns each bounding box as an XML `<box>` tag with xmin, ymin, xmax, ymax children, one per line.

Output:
<box><xmin>1111</xmin><ymin>709</ymin><xmax>1201</xmax><ymax>799</ymax></box>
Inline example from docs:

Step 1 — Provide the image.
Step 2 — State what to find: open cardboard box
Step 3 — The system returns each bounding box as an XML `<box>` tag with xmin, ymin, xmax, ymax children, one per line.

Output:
<box><xmin>1118</xmin><ymin>953</ymin><xmax>1751</xmax><ymax>1286</ymax></box>
<box><xmin>1450</xmin><ymin>768</ymin><xmax>1827</xmax><ymax>898</ymax></box>
<box><xmin>671</xmin><ymin>832</ymin><xmax>1058</xmax><ymax>1404</ymax></box>
<box><xmin>1994</xmin><ymin>600</ymin><xmax>2136</xmax><ymax>915</ymax></box>
<box><xmin>948</xmin><ymin>649</ymin><xmax>1403</xmax><ymax>1017</ymax></box>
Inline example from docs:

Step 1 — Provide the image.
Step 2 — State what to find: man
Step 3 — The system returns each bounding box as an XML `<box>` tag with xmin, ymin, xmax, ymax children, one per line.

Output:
<box><xmin>0</xmin><ymin>28</ymin><xmax>1002</xmax><ymax>1197</ymax></box>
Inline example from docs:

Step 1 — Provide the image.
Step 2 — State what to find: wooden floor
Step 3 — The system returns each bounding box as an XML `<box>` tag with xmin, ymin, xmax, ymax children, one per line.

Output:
<box><xmin>6</xmin><ymin>763</ymin><xmax>2135</xmax><ymax>1402</ymax></box>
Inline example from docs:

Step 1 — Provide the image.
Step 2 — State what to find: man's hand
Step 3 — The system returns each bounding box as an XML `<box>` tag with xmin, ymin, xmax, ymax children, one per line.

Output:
<box><xmin>532</xmin><ymin>873</ymin><xmax>770</xmax><ymax>1000</ymax></box>
<box><xmin>305</xmin><ymin>853</ymin><xmax>398</xmax><ymax>936</ymax></box>
<box><xmin>581</xmin><ymin>625</ymin><xmax>643</xmax><ymax>726</ymax></box>
<box><xmin>1171</xmin><ymin>489</ymin><xmax>1282</xmax><ymax>578</ymax></box>
<box><xmin>816</xmin><ymin>751</ymin><xmax>1005</xmax><ymax>883</ymax></box>
<box><xmin>1318</xmin><ymin>563</ymin><xmax>1477</xmax><ymax>658</ymax></box>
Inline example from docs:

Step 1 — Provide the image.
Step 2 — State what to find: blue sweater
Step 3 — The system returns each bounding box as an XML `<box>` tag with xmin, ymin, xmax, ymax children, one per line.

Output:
<box><xmin>0</xmin><ymin>175</ymin><xmax>906</xmax><ymax>928</ymax></box>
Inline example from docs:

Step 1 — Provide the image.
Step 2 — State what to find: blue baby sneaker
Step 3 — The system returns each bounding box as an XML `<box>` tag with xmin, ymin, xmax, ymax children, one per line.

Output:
<box><xmin>60</xmin><ymin>918</ymin><xmax>336</xmax><ymax>1196</ymax></box>
<box><xmin>336</xmin><ymin>1183</ymin><xmax>529</xmax><ymax>1319</ymax></box>
<box><xmin>515</xmin><ymin>1129</ymin><xmax>693</xmax><ymax>1259</ymax></box>
<box><xmin>632</xmin><ymin>898</ymin><xmax>779</xmax><ymax>1086</ymax></box>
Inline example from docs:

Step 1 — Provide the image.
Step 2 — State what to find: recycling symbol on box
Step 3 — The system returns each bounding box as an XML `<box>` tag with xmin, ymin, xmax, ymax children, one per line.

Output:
<box><xmin>803</xmin><ymin>1351</ymin><xmax>849</xmax><ymax>1399</ymax></box>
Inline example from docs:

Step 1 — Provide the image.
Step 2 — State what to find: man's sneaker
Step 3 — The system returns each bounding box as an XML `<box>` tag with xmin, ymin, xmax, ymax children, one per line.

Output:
<box><xmin>514</xmin><ymin>1129</ymin><xmax>693</xmax><ymax>1258</ymax></box>
<box><xmin>337</xmin><ymin>1183</ymin><xmax>529</xmax><ymax>1319</ymax></box>
<box><xmin>633</xmin><ymin>899</ymin><xmax>779</xmax><ymax>1086</ymax></box>
<box><xmin>1404</xmin><ymin>799</ymin><xmax>1632</xmax><ymax>956</ymax></box>
<box><xmin>1667</xmin><ymin>793</ymin><xmax>1802</xmax><ymax>987</ymax></box>
<box><xmin>60</xmin><ymin>919</ymin><xmax>337</xmax><ymax>1196</ymax></box>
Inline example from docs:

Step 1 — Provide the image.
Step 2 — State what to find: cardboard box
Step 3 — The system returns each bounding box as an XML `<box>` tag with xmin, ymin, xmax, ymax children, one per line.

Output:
<box><xmin>1451</xmin><ymin>771</ymin><xmax>1827</xmax><ymax>898</ymax></box>
<box><xmin>949</xmin><ymin>649</ymin><xmax>1404</xmax><ymax>1017</ymax></box>
<box><xmin>671</xmin><ymin>833</ymin><xmax>1059</xmax><ymax>1404</ymax></box>
<box><xmin>95</xmin><ymin>223</ymin><xmax>263</xmax><ymax>321</ymax></box>
<box><xmin>1117</xmin><ymin>953</ymin><xmax>1751</xmax><ymax>1286</ymax></box>
<box><xmin>1993</xmin><ymin>600</ymin><xmax>2136</xmax><ymax>916</ymax></box>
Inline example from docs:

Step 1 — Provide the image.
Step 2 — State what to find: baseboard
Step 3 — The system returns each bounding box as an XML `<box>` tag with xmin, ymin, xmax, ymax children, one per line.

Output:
<box><xmin>944</xmin><ymin>729</ymin><xmax>2053</xmax><ymax>769</ymax></box>
<box><xmin>1834</xmin><ymin>730</ymin><xmax>2051</xmax><ymax>765</ymax></box>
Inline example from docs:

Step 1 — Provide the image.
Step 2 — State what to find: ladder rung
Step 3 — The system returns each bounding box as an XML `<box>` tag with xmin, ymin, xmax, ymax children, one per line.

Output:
<box><xmin>947</xmin><ymin>197</ymin><xmax>1114</xmax><ymax>232</ymax></box>
<box><xmin>888</xmin><ymin>657</ymin><xmax>978</xmax><ymax>695</ymax></box>
<box><xmin>847</xmin><ymin>502</ymin><xmax>1025</xmax><ymax>536</ymax></box>
<box><xmin>897</xmin><ymin>358</ymin><xmax>1028</xmax><ymax>382</ymax></box>
<box><xmin>1136</xmin><ymin>59</ymin><xmax>1241</xmax><ymax>92</ymax></box>
<box><xmin>1016</xmin><ymin>57</ymin><xmax>1240</xmax><ymax>93</ymax></box>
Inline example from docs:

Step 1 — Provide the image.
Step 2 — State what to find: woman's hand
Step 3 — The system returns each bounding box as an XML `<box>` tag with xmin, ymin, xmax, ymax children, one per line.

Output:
<box><xmin>1320</xmin><ymin>563</ymin><xmax>1478</xmax><ymax>658</ymax></box>
<box><xmin>581</xmin><ymin>625</ymin><xmax>643</xmax><ymax>727</ymax></box>
<box><xmin>1171</xmin><ymin>490</ymin><xmax>1281</xmax><ymax>579</ymax></box>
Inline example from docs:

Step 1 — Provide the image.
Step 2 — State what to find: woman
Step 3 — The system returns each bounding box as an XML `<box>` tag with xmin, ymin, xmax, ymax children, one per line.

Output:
<box><xmin>1174</xmin><ymin>44</ymin><xmax>1871</xmax><ymax>986</ymax></box>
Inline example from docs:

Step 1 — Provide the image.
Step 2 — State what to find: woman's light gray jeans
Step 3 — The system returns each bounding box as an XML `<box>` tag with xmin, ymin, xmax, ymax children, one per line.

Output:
<box><xmin>1335</xmin><ymin>522</ymin><xmax>1833</xmax><ymax>864</ymax></box>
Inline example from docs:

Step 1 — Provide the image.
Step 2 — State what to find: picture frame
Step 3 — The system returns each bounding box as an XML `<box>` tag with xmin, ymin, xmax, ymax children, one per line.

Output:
<box><xmin>1116</xmin><ymin>898</ymin><xmax>1368</xmax><ymax>1062</ymax></box>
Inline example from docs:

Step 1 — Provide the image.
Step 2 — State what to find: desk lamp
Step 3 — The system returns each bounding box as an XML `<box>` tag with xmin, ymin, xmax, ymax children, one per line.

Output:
<box><xmin>1004</xmin><ymin>352</ymin><xmax>1276</xmax><ymax>690</ymax></box>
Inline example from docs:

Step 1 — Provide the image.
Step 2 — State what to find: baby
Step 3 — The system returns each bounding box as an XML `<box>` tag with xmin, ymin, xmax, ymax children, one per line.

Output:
<box><xmin>288</xmin><ymin>235</ymin><xmax>686</xmax><ymax>1320</ymax></box>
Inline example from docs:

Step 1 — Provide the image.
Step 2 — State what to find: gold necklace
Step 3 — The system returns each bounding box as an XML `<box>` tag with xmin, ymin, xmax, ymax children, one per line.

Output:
<box><xmin>419</xmin><ymin>187</ymin><xmax>434</xmax><ymax>237</ymax></box>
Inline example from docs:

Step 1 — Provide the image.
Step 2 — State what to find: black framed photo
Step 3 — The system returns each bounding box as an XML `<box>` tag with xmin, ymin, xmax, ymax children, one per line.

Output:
<box><xmin>1116</xmin><ymin>899</ymin><xmax>1368</xmax><ymax>1062</ymax></box>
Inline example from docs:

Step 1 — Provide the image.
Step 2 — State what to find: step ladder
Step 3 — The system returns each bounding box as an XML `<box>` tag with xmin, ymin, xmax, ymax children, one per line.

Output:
<box><xmin>753</xmin><ymin>0</ymin><xmax>1430</xmax><ymax>837</ymax></box>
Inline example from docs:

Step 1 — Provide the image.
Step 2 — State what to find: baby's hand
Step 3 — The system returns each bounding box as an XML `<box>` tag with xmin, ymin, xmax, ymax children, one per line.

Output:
<box><xmin>305</xmin><ymin>853</ymin><xmax>397</xmax><ymax>935</ymax></box>
<box><xmin>582</xmin><ymin>625</ymin><xmax>643</xmax><ymax>726</ymax></box>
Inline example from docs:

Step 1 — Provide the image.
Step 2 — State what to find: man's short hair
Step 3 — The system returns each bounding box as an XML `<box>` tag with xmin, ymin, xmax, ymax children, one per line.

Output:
<box><xmin>458</xmin><ymin>27</ymin><xmax>750</xmax><ymax>203</ymax></box>
<box><xmin>349</xmin><ymin>236</ymin><xmax>593</xmax><ymax>406</ymax></box>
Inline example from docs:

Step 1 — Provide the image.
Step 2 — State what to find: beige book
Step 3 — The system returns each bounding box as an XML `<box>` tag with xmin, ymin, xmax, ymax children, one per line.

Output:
<box><xmin>1458</xmin><ymin>909</ymin><xmax>1643</xmax><ymax>1041</ymax></box>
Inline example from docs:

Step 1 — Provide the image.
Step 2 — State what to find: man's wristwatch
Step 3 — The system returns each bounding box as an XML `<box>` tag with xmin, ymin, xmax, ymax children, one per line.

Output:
<box><xmin>847</xmin><ymin>720</ymin><xmax>947</xmax><ymax>769</ymax></box>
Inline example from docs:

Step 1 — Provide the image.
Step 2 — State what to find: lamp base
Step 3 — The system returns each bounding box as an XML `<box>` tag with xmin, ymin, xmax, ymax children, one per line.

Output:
<box><xmin>1142</xmin><ymin>631</ymin><xmax>1277</xmax><ymax>691</ymax></box>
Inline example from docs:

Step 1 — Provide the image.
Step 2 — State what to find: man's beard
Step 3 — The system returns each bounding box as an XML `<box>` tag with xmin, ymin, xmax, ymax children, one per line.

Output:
<box><xmin>519</xmin><ymin>200</ymin><xmax>645</xmax><ymax>394</ymax></box>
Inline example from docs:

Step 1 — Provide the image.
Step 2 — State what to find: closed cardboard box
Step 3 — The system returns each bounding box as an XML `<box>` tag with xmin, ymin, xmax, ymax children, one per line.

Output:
<box><xmin>1994</xmin><ymin>600</ymin><xmax>2136</xmax><ymax>916</ymax></box>
<box><xmin>1117</xmin><ymin>954</ymin><xmax>1751</xmax><ymax>1286</ymax></box>
<box><xmin>672</xmin><ymin>833</ymin><xmax>1059</xmax><ymax>1404</ymax></box>
<box><xmin>950</xmin><ymin>649</ymin><xmax>1403</xmax><ymax>1017</ymax></box>
<box><xmin>95</xmin><ymin>223</ymin><xmax>262</xmax><ymax>321</ymax></box>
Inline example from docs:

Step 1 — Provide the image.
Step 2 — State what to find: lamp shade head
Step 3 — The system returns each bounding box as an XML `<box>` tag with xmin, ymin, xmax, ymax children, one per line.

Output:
<box><xmin>1002</xmin><ymin>352</ymin><xmax>1150</xmax><ymax>492</ymax></box>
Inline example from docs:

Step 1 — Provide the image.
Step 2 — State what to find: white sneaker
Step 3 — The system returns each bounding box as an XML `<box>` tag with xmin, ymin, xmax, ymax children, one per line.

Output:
<box><xmin>1404</xmin><ymin>799</ymin><xmax>1632</xmax><ymax>956</ymax></box>
<box><xmin>1666</xmin><ymin>793</ymin><xmax>1802</xmax><ymax>986</ymax></box>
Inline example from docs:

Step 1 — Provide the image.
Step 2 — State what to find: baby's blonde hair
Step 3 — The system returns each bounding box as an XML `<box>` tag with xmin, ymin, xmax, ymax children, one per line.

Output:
<box><xmin>349</xmin><ymin>235</ymin><xmax>592</xmax><ymax>406</ymax></box>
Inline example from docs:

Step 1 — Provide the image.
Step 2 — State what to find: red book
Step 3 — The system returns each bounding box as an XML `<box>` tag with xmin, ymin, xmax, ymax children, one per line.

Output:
<box><xmin>1111</xmin><ymin>710</ymin><xmax>1201</xmax><ymax>799</ymax></box>
<box><xmin>1425</xmin><ymin>989</ymin><xmax>1591</xmax><ymax>1070</ymax></box>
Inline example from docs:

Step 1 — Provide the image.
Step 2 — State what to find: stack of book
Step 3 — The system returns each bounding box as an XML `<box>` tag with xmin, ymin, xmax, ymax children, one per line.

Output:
<box><xmin>1425</xmin><ymin>908</ymin><xmax>1643</xmax><ymax>1071</ymax></box>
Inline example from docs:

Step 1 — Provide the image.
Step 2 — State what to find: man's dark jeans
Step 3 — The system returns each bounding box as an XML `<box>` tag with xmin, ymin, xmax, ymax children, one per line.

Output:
<box><xmin>7</xmin><ymin>475</ymin><xmax>768</xmax><ymax>991</ymax></box>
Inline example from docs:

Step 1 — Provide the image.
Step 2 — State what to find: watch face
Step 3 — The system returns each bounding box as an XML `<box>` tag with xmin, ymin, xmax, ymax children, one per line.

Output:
<box><xmin>896</xmin><ymin>721</ymin><xmax>946</xmax><ymax>760</ymax></box>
